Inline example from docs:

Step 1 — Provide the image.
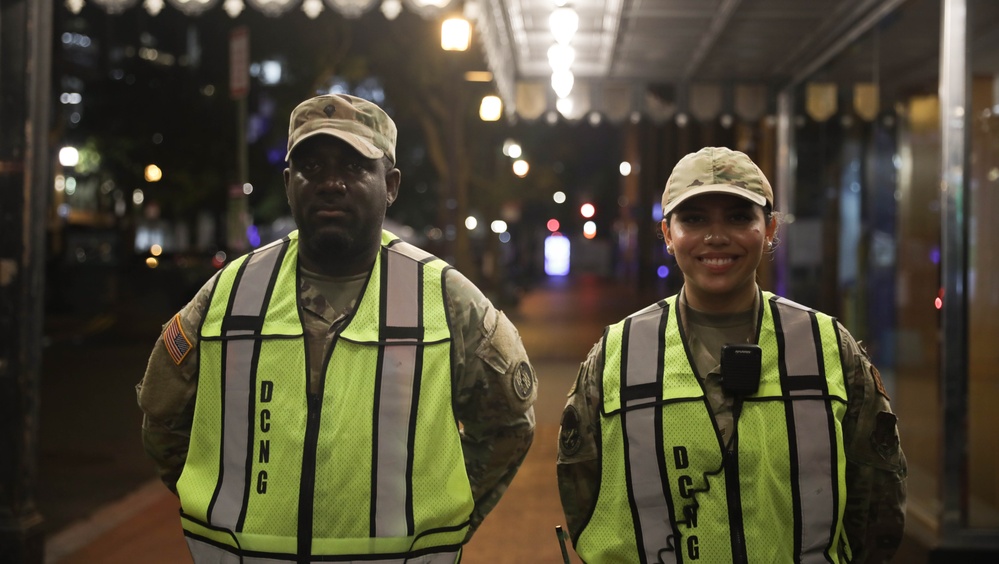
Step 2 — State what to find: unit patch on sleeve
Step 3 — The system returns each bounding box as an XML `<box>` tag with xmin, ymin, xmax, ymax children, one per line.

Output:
<box><xmin>871</xmin><ymin>365</ymin><xmax>890</xmax><ymax>400</ymax></box>
<box><xmin>513</xmin><ymin>361</ymin><xmax>535</xmax><ymax>400</ymax></box>
<box><xmin>559</xmin><ymin>405</ymin><xmax>582</xmax><ymax>457</ymax></box>
<box><xmin>163</xmin><ymin>314</ymin><xmax>192</xmax><ymax>365</ymax></box>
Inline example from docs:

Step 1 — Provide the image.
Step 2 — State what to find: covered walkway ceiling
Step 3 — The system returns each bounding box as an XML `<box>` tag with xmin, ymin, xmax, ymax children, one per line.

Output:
<box><xmin>80</xmin><ymin>0</ymin><xmax>917</xmax><ymax>121</ymax></box>
<box><xmin>477</xmin><ymin>0</ymin><xmax>908</xmax><ymax>120</ymax></box>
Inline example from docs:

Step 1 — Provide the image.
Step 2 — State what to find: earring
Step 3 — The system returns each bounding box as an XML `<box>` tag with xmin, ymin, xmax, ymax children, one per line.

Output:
<box><xmin>767</xmin><ymin>240</ymin><xmax>773</xmax><ymax>250</ymax></box>
<box><xmin>666</xmin><ymin>245</ymin><xmax>673</xmax><ymax>254</ymax></box>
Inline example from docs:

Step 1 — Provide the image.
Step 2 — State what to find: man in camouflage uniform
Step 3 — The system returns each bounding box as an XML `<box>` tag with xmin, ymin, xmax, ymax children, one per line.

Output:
<box><xmin>557</xmin><ymin>147</ymin><xmax>905</xmax><ymax>563</ymax></box>
<box><xmin>137</xmin><ymin>94</ymin><xmax>535</xmax><ymax>562</ymax></box>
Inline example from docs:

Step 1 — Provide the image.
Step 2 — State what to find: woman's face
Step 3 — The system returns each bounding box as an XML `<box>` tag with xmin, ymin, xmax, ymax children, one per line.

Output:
<box><xmin>663</xmin><ymin>193</ymin><xmax>777</xmax><ymax>313</ymax></box>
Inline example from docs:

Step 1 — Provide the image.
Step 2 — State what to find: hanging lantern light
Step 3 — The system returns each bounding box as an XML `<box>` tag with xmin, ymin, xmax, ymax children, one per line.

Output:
<box><xmin>223</xmin><ymin>0</ymin><xmax>244</xmax><ymax>17</ymax></box>
<box><xmin>244</xmin><ymin>0</ymin><xmax>298</xmax><ymax>16</ymax></box>
<box><xmin>441</xmin><ymin>16</ymin><xmax>471</xmax><ymax>51</ymax></box>
<box><xmin>301</xmin><ymin>0</ymin><xmax>324</xmax><ymax>18</ymax></box>
<box><xmin>327</xmin><ymin>0</ymin><xmax>379</xmax><ymax>18</ymax></box>
<box><xmin>550</xmin><ymin>6</ymin><xmax>578</xmax><ymax>45</ymax></box>
<box><xmin>551</xmin><ymin>70</ymin><xmax>574</xmax><ymax>99</ymax></box>
<box><xmin>404</xmin><ymin>0</ymin><xmax>455</xmax><ymax>18</ymax></box>
<box><xmin>165</xmin><ymin>0</ymin><xmax>220</xmax><ymax>16</ymax></box>
<box><xmin>92</xmin><ymin>0</ymin><xmax>139</xmax><ymax>14</ymax></box>
<box><xmin>380</xmin><ymin>0</ymin><xmax>403</xmax><ymax>19</ymax></box>
<box><xmin>479</xmin><ymin>95</ymin><xmax>502</xmax><ymax>121</ymax></box>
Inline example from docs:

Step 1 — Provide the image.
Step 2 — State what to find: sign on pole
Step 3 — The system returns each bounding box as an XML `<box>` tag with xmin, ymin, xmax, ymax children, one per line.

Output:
<box><xmin>229</xmin><ymin>27</ymin><xmax>249</xmax><ymax>99</ymax></box>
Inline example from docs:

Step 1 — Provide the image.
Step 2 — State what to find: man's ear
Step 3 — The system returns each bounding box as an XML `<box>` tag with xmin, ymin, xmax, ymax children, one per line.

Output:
<box><xmin>386</xmin><ymin>167</ymin><xmax>401</xmax><ymax>206</ymax></box>
<box><xmin>283</xmin><ymin>167</ymin><xmax>292</xmax><ymax>205</ymax></box>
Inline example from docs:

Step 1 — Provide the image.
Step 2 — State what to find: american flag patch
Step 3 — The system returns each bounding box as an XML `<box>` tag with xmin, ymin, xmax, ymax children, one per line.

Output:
<box><xmin>163</xmin><ymin>314</ymin><xmax>192</xmax><ymax>366</ymax></box>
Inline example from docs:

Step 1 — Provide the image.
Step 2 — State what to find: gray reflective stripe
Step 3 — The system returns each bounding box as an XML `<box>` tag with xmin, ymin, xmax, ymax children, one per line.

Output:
<box><xmin>624</xmin><ymin>313</ymin><xmax>661</xmax><ymax>394</ymax></box>
<box><xmin>385</xmin><ymin>247</ymin><xmax>420</xmax><ymax>329</ymax></box>
<box><xmin>622</xmin><ymin>310</ymin><xmax>675</xmax><ymax>564</ymax></box>
<box><xmin>186</xmin><ymin>536</ymin><xmax>460</xmax><ymax>563</ymax></box>
<box><xmin>387</xmin><ymin>239</ymin><xmax>434</xmax><ymax>263</ymax></box>
<box><xmin>374</xmin><ymin>341</ymin><xmax>417</xmax><ymax>536</ymax></box>
<box><xmin>231</xmin><ymin>243</ymin><xmax>284</xmax><ymax>317</ymax></box>
<box><xmin>212</xmin><ymin>245</ymin><xmax>284</xmax><ymax>529</ymax></box>
<box><xmin>187</xmin><ymin>536</ymin><xmax>246</xmax><ymax>563</ymax></box>
<box><xmin>374</xmin><ymin>249</ymin><xmax>420</xmax><ymax>537</ymax></box>
<box><xmin>774</xmin><ymin>297</ymin><xmax>835</xmax><ymax>563</ymax></box>
<box><xmin>212</xmin><ymin>336</ymin><xmax>254</xmax><ymax>527</ymax></box>
<box><xmin>365</xmin><ymin>551</ymin><xmax>459</xmax><ymax>564</ymax></box>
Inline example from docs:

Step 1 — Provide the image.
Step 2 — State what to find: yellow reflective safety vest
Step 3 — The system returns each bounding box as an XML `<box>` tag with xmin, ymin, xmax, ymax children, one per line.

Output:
<box><xmin>177</xmin><ymin>230</ymin><xmax>472</xmax><ymax>564</ymax></box>
<box><xmin>576</xmin><ymin>292</ymin><xmax>850</xmax><ymax>564</ymax></box>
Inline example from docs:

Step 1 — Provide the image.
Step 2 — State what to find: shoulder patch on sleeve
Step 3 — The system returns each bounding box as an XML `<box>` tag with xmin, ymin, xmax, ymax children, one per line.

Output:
<box><xmin>163</xmin><ymin>314</ymin><xmax>192</xmax><ymax>366</ymax></box>
<box><xmin>871</xmin><ymin>365</ymin><xmax>890</xmax><ymax>400</ymax></box>
<box><xmin>559</xmin><ymin>405</ymin><xmax>582</xmax><ymax>457</ymax></box>
<box><xmin>513</xmin><ymin>361</ymin><xmax>535</xmax><ymax>400</ymax></box>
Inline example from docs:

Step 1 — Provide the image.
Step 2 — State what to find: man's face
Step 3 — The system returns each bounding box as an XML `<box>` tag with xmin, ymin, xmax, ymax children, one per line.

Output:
<box><xmin>284</xmin><ymin>136</ymin><xmax>400</xmax><ymax>276</ymax></box>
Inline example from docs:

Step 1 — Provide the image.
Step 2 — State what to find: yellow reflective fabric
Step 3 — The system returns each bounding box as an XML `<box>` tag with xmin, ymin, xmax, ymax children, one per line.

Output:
<box><xmin>578</xmin><ymin>293</ymin><xmax>849</xmax><ymax>564</ymax></box>
<box><xmin>180</xmin><ymin>231</ymin><xmax>471</xmax><ymax>561</ymax></box>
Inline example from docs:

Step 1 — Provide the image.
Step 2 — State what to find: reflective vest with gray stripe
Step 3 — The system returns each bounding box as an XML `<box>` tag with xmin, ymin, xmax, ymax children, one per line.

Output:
<box><xmin>177</xmin><ymin>230</ymin><xmax>471</xmax><ymax>564</ymax></box>
<box><xmin>576</xmin><ymin>292</ymin><xmax>850</xmax><ymax>564</ymax></box>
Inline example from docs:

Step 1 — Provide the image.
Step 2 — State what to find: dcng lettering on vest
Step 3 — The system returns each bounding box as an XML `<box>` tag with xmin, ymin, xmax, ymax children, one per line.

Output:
<box><xmin>257</xmin><ymin>380</ymin><xmax>274</xmax><ymax>494</ymax></box>
<box><xmin>673</xmin><ymin>446</ymin><xmax>700</xmax><ymax>560</ymax></box>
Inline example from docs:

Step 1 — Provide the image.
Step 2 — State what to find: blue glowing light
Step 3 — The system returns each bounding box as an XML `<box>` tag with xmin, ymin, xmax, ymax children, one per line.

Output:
<box><xmin>247</xmin><ymin>225</ymin><xmax>261</xmax><ymax>248</ymax></box>
<box><xmin>545</xmin><ymin>234</ymin><xmax>570</xmax><ymax>276</ymax></box>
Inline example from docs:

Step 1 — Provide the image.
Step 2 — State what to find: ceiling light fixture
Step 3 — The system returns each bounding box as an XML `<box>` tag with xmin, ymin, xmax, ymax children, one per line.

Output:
<box><xmin>547</xmin><ymin>43</ymin><xmax>575</xmax><ymax>72</ymax></box>
<box><xmin>549</xmin><ymin>6</ymin><xmax>579</xmax><ymax>45</ymax></box>
<box><xmin>551</xmin><ymin>70</ymin><xmax>574</xmax><ymax>99</ymax></box>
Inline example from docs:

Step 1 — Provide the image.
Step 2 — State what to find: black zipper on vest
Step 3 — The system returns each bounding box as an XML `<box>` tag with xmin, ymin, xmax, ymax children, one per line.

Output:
<box><xmin>725</xmin><ymin>399</ymin><xmax>748</xmax><ymax>564</ymax></box>
<box><xmin>296</xmin><ymin>391</ymin><xmax>322</xmax><ymax>563</ymax></box>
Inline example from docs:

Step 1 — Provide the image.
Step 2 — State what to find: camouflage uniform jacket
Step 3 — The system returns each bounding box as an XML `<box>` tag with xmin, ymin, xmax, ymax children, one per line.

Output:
<box><xmin>557</xmin><ymin>290</ymin><xmax>906</xmax><ymax>563</ymax></box>
<box><xmin>137</xmin><ymin>254</ymin><xmax>537</xmax><ymax>539</ymax></box>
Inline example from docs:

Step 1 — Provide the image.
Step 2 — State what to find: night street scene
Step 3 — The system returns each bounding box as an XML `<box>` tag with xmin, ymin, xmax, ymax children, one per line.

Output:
<box><xmin>3</xmin><ymin>0</ymin><xmax>999</xmax><ymax>563</ymax></box>
<box><xmin>24</xmin><ymin>3</ymin><xmax>667</xmax><ymax>563</ymax></box>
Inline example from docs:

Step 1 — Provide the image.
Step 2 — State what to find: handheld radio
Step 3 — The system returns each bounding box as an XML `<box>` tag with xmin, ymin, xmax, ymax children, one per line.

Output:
<box><xmin>720</xmin><ymin>343</ymin><xmax>762</xmax><ymax>396</ymax></box>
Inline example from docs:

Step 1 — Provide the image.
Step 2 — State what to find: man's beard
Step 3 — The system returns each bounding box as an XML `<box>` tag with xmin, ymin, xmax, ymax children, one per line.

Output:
<box><xmin>300</xmin><ymin>225</ymin><xmax>357</xmax><ymax>267</ymax></box>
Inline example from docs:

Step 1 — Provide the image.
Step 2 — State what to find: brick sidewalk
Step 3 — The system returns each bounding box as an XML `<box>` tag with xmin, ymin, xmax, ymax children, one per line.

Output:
<box><xmin>46</xmin><ymin>361</ymin><xmax>585</xmax><ymax>564</ymax></box>
<box><xmin>43</xmin><ymin>275</ymin><xmax>647</xmax><ymax>563</ymax></box>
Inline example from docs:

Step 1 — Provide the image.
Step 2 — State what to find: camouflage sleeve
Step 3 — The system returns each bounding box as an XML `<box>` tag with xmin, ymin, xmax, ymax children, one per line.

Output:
<box><xmin>556</xmin><ymin>338</ymin><xmax>603</xmax><ymax>543</ymax></box>
<box><xmin>839</xmin><ymin>324</ymin><xmax>907</xmax><ymax>563</ymax></box>
<box><xmin>135</xmin><ymin>275</ymin><xmax>216</xmax><ymax>494</ymax></box>
<box><xmin>445</xmin><ymin>269</ymin><xmax>536</xmax><ymax>539</ymax></box>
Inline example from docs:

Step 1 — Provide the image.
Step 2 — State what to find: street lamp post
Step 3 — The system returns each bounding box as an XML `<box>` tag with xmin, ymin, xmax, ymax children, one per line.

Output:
<box><xmin>440</xmin><ymin>11</ymin><xmax>474</xmax><ymax>275</ymax></box>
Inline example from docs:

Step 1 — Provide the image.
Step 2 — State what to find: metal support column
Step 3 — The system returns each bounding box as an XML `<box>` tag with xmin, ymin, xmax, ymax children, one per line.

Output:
<box><xmin>774</xmin><ymin>88</ymin><xmax>795</xmax><ymax>298</ymax></box>
<box><xmin>938</xmin><ymin>0</ymin><xmax>970</xmax><ymax>542</ymax></box>
<box><xmin>936</xmin><ymin>0</ymin><xmax>993</xmax><ymax>553</ymax></box>
<box><xmin>936</xmin><ymin>0</ymin><xmax>998</xmax><ymax>556</ymax></box>
<box><xmin>0</xmin><ymin>0</ymin><xmax>53</xmax><ymax>561</ymax></box>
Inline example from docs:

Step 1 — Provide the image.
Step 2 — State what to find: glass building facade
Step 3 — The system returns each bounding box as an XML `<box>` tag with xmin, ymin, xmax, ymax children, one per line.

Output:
<box><xmin>776</xmin><ymin>0</ymin><xmax>999</xmax><ymax>551</ymax></box>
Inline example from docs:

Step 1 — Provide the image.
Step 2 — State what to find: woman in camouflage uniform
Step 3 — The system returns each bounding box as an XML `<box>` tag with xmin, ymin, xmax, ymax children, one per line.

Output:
<box><xmin>557</xmin><ymin>147</ymin><xmax>906</xmax><ymax>564</ymax></box>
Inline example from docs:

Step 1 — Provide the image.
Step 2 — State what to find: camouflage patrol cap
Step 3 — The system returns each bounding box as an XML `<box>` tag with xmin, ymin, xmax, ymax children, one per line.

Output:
<box><xmin>662</xmin><ymin>147</ymin><xmax>773</xmax><ymax>217</ymax></box>
<box><xmin>285</xmin><ymin>94</ymin><xmax>397</xmax><ymax>164</ymax></box>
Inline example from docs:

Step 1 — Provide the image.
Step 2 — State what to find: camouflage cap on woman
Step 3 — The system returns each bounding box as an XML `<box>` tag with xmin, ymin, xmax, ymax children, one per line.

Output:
<box><xmin>661</xmin><ymin>146</ymin><xmax>773</xmax><ymax>217</ymax></box>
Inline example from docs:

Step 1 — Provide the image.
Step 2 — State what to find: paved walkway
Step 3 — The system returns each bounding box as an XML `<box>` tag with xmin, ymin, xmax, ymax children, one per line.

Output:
<box><xmin>39</xmin><ymin>272</ymin><xmax>933</xmax><ymax>563</ymax></box>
